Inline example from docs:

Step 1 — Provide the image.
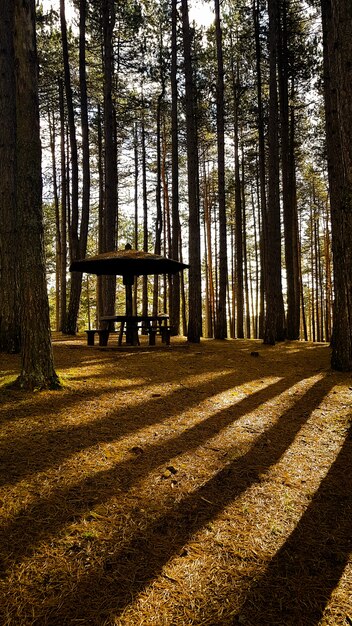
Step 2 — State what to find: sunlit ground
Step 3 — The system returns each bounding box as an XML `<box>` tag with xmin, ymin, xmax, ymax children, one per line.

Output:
<box><xmin>0</xmin><ymin>336</ymin><xmax>351</xmax><ymax>625</ymax></box>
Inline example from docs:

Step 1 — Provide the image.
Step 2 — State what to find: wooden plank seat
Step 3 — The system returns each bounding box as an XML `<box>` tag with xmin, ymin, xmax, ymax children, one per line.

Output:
<box><xmin>144</xmin><ymin>325</ymin><xmax>173</xmax><ymax>346</ymax></box>
<box><xmin>96</xmin><ymin>315</ymin><xmax>173</xmax><ymax>347</ymax></box>
<box><xmin>85</xmin><ymin>329</ymin><xmax>111</xmax><ymax>346</ymax></box>
<box><xmin>118</xmin><ymin>322</ymin><xmax>169</xmax><ymax>347</ymax></box>
<box><xmin>160</xmin><ymin>325</ymin><xmax>173</xmax><ymax>345</ymax></box>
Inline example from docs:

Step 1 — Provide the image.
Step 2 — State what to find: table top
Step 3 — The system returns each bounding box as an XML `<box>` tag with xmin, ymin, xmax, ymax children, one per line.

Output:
<box><xmin>100</xmin><ymin>314</ymin><xmax>168</xmax><ymax>323</ymax></box>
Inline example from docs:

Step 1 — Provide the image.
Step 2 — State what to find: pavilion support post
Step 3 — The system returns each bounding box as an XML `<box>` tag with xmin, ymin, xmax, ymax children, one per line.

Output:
<box><xmin>123</xmin><ymin>274</ymin><xmax>138</xmax><ymax>344</ymax></box>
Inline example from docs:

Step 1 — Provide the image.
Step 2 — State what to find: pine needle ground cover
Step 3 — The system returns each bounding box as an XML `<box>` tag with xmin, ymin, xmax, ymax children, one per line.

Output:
<box><xmin>0</xmin><ymin>336</ymin><xmax>351</xmax><ymax>625</ymax></box>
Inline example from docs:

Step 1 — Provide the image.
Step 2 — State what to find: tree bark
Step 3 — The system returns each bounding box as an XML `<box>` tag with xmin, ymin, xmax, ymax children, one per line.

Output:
<box><xmin>14</xmin><ymin>0</ymin><xmax>59</xmax><ymax>389</ymax></box>
<box><xmin>0</xmin><ymin>1</ymin><xmax>20</xmax><ymax>353</ymax></box>
<box><xmin>102</xmin><ymin>0</ymin><xmax>117</xmax><ymax>318</ymax></box>
<box><xmin>48</xmin><ymin>108</ymin><xmax>61</xmax><ymax>332</ymax></box>
<box><xmin>170</xmin><ymin>0</ymin><xmax>181</xmax><ymax>334</ymax></box>
<box><xmin>263</xmin><ymin>0</ymin><xmax>286</xmax><ymax>344</ymax></box>
<box><xmin>321</xmin><ymin>0</ymin><xmax>352</xmax><ymax>370</ymax></box>
<box><xmin>214</xmin><ymin>0</ymin><xmax>227</xmax><ymax>339</ymax></box>
<box><xmin>230</xmin><ymin>46</ymin><xmax>244</xmax><ymax>339</ymax></box>
<box><xmin>141</xmin><ymin>101</ymin><xmax>149</xmax><ymax>317</ymax></box>
<box><xmin>78</xmin><ymin>0</ymin><xmax>90</xmax><ymax>267</ymax></box>
<box><xmin>181</xmin><ymin>0</ymin><xmax>202</xmax><ymax>342</ymax></box>
<box><xmin>60</xmin><ymin>0</ymin><xmax>81</xmax><ymax>334</ymax></box>
<box><xmin>278</xmin><ymin>1</ymin><xmax>300</xmax><ymax>339</ymax></box>
<box><xmin>58</xmin><ymin>78</ymin><xmax>67</xmax><ymax>331</ymax></box>
<box><xmin>253</xmin><ymin>0</ymin><xmax>267</xmax><ymax>340</ymax></box>
<box><xmin>153</xmin><ymin>38</ymin><xmax>164</xmax><ymax>317</ymax></box>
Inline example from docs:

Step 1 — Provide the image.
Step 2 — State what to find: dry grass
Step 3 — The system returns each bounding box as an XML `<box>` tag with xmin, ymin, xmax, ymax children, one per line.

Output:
<box><xmin>0</xmin><ymin>334</ymin><xmax>351</xmax><ymax>625</ymax></box>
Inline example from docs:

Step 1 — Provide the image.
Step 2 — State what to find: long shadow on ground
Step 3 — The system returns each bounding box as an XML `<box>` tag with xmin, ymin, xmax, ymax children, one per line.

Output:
<box><xmin>233</xmin><ymin>422</ymin><xmax>352</xmax><ymax>626</ymax></box>
<box><xmin>40</xmin><ymin>374</ymin><xmax>336</xmax><ymax>624</ymax></box>
<box><xmin>0</xmin><ymin>371</ymin><xmax>302</xmax><ymax>570</ymax></box>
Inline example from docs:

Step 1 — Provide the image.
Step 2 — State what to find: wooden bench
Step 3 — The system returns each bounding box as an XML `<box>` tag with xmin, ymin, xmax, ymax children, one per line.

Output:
<box><xmin>160</xmin><ymin>325</ymin><xmax>173</xmax><ymax>345</ymax></box>
<box><xmin>85</xmin><ymin>329</ymin><xmax>110</xmax><ymax>346</ymax></box>
<box><xmin>85</xmin><ymin>321</ymin><xmax>173</xmax><ymax>347</ymax></box>
<box><xmin>145</xmin><ymin>325</ymin><xmax>173</xmax><ymax>346</ymax></box>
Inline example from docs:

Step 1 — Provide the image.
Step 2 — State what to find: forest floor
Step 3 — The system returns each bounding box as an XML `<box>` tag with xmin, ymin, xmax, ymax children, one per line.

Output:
<box><xmin>0</xmin><ymin>334</ymin><xmax>351</xmax><ymax>625</ymax></box>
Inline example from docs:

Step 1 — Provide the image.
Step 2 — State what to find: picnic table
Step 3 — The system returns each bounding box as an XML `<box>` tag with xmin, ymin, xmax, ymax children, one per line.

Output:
<box><xmin>85</xmin><ymin>314</ymin><xmax>171</xmax><ymax>347</ymax></box>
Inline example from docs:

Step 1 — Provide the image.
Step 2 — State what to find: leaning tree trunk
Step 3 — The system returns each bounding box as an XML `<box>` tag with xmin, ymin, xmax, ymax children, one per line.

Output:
<box><xmin>321</xmin><ymin>0</ymin><xmax>352</xmax><ymax>370</ymax></box>
<box><xmin>0</xmin><ymin>0</ymin><xmax>20</xmax><ymax>354</ymax></box>
<box><xmin>14</xmin><ymin>0</ymin><xmax>59</xmax><ymax>389</ymax></box>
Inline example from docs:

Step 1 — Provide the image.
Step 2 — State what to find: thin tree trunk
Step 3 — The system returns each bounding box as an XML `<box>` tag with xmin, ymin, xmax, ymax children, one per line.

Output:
<box><xmin>278</xmin><ymin>3</ymin><xmax>300</xmax><ymax>340</ymax></box>
<box><xmin>59</xmin><ymin>79</ymin><xmax>67</xmax><ymax>331</ymax></box>
<box><xmin>97</xmin><ymin>103</ymin><xmax>104</xmax><ymax>325</ymax></box>
<box><xmin>141</xmin><ymin>101</ymin><xmax>149</xmax><ymax>318</ymax></box>
<box><xmin>214</xmin><ymin>0</ymin><xmax>227</xmax><ymax>339</ymax></box>
<box><xmin>230</xmin><ymin>43</ymin><xmax>244</xmax><ymax>339</ymax></box>
<box><xmin>203</xmin><ymin>163</ymin><xmax>215</xmax><ymax>337</ymax></box>
<box><xmin>181</xmin><ymin>0</ymin><xmax>202</xmax><ymax>342</ymax></box>
<box><xmin>153</xmin><ymin>38</ymin><xmax>164</xmax><ymax>316</ymax></box>
<box><xmin>170</xmin><ymin>0</ymin><xmax>181</xmax><ymax>334</ymax></box>
<box><xmin>102</xmin><ymin>0</ymin><xmax>117</xmax><ymax>318</ymax></box>
<box><xmin>263</xmin><ymin>0</ymin><xmax>286</xmax><ymax>344</ymax></box>
<box><xmin>78</xmin><ymin>0</ymin><xmax>90</xmax><ymax>261</ymax></box>
<box><xmin>253</xmin><ymin>0</ymin><xmax>267</xmax><ymax>340</ymax></box>
<box><xmin>324</xmin><ymin>200</ymin><xmax>332</xmax><ymax>341</ymax></box>
<box><xmin>314</xmin><ymin>214</ymin><xmax>321</xmax><ymax>341</ymax></box>
<box><xmin>60</xmin><ymin>0</ymin><xmax>81</xmax><ymax>334</ymax></box>
<box><xmin>310</xmin><ymin>201</ymin><xmax>316</xmax><ymax>342</ymax></box>
<box><xmin>48</xmin><ymin>108</ymin><xmax>61</xmax><ymax>332</ymax></box>
<box><xmin>243</xmin><ymin>192</ymin><xmax>251</xmax><ymax>338</ymax></box>
<box><xmin>133</xmin><ymin>121</ymin><xmax>139</xmax><ymax>315</ymax></box>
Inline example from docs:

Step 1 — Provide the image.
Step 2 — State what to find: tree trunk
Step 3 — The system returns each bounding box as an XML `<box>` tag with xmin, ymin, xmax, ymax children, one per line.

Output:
<box><xmin>96</xmin><ymin>103</ymin><xmax>104</xmax><ymax>325</ymax></box>
<box><xmin>214</xmin><ymin>0</ymin><xmax>227</xmax><ymax>339</ymax></box>
<box><xmin>278</xmin><ymin>2</ymin><xmax>300</xmax><ymax>339</ymax></box>
<box><xmin>133</xmin><ymin>121</ymin><xmax>139</xmax><ymax>315</ymax></box>
<box><xmin>153</xmin><ymin>39</ymin><xmax>164</xmax><ymax>316</ymax></box>
<box><xmin>181</xmin><ymin>0</ymin><xmax>202</xmax><ymax>342</ymax></box>
<box><xmin>48</xmin><ymin>108</ymin><xmax>61</xmax><ymax>332</ymax></box>
<box><xmin>323</xmin><ymin>200</ymin><xmax>332</xmax><ymax>342</ymax></box>
<box><xmin>0</xmin><ymin>1</ymin><xmax>20</xmax><ymax>353</ymax></box>
<box><xmin>203</xmin><ymin>162</ymin><xmax>216</xmax><ymax>337</ymax></box>
<box><xmin>78</xmin><ymin>0</ymin><xmax>90</xmax><ymax>270</ymax></box>
<box><xmin>60</xmin><ymin>0</ymin><xmax>81</xmax><ymax>334</ymax></box>
<box><xmin>102</xmin><ymin>0</ymin><xmax>117</xmax><ymax>318</ymax></box>
<box><xmin>170</xmin><ymin>0</ymin><xmax>181</xmax><ymax>335</ymax></box>
<box><xmin>263</xmin><ymin>0</ymin><xmax>286</xmax><ymax>344</ymax></box>
<box><xmin>232</xmin><ymin>56</ymin><xmax>244</xmax><ymax>339</ymax></box>
<box><xmin>141</xmin><ymin>102</ymin><xmax>149</xmax><ymax>317</ymax></box>
<box><xmin>321</xmin><ymin>0</ymin><xmax>352</xmax><ymax>370</ymax></box>
<box><xmin>14</xmin><ymin>0</ymin><xmax>59</xmax><ymax>389</ymax></box>
<box><xmin>253</xmin><ymin>0</ymin><xmax>267</xmax><ymax>341</ymax></box>
<box><xmin>58</xmin><ymin>79</ymin><xmax>67</xmax><ymax>331</ymax></box>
